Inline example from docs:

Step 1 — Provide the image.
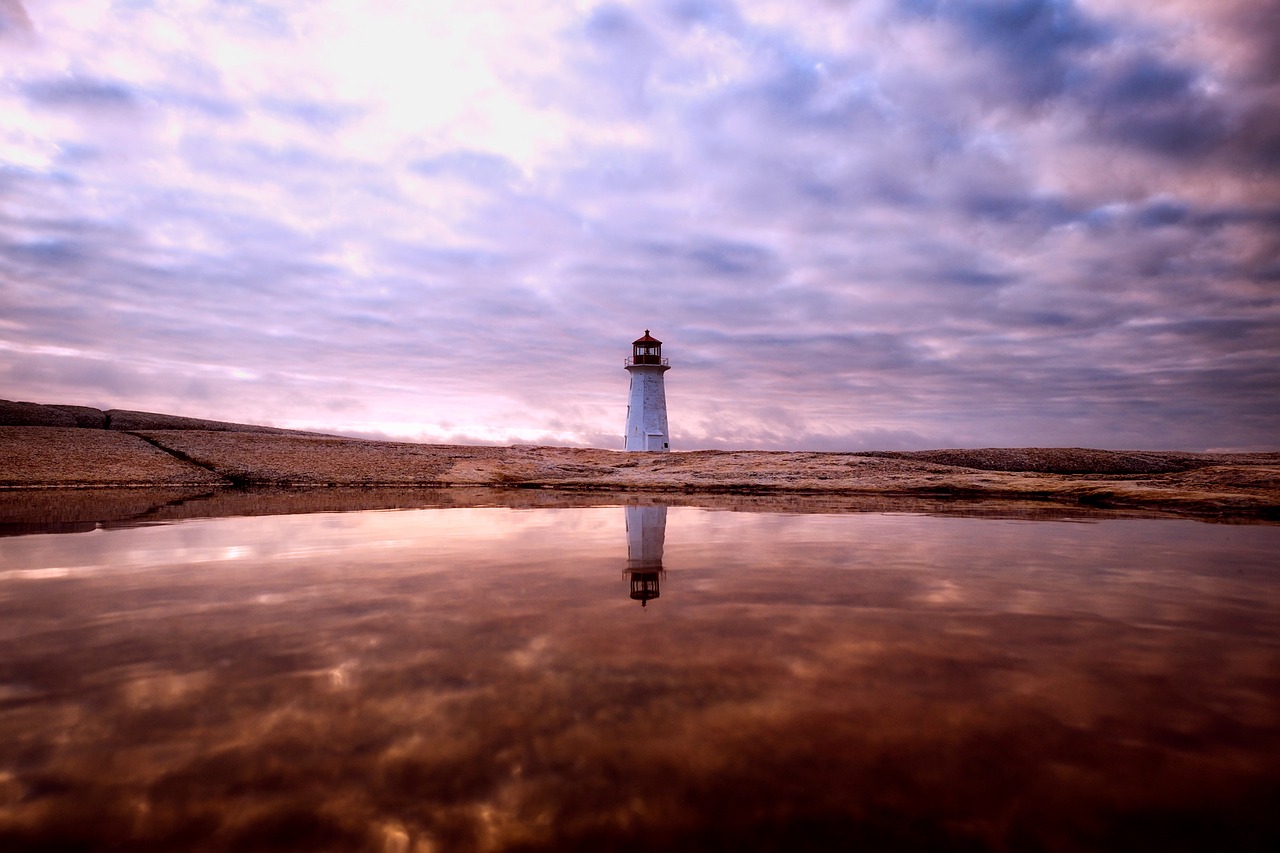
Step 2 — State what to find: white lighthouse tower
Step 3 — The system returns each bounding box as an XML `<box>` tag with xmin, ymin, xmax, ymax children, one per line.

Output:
<box><xmin>624</xmin><ymin>330</ymin><xmax>671</xmax><ymax>452</ymax></box>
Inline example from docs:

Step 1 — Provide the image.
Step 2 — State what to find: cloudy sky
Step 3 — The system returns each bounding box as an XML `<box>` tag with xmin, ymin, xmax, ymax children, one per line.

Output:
<box><xmin>2</xmin><ymin>0</ymin><xmax>1277</xmax><ymax>451</ymax></box>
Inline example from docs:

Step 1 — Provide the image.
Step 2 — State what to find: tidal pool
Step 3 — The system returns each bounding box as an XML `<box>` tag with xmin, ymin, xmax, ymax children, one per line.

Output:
<box><xmin>0</xmin><ymin>501</ymin><xmax>1277</xmax><ymax>851</ymax></box>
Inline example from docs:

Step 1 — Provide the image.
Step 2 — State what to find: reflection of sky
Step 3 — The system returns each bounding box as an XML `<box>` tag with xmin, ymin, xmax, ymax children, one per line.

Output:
<box><xmin>1</xmin><ymin>1</ymin><xmax>1278</xmax><ymax>451</ymax></box>
<box><xmin>0</xmin><ymin>507</ymin><xmax>617</xmax><ymax>574</ymax></box>
<box><xmin>1</xmin><ymin>507</ymin><xmax>1278</xmax><ymax>849</ymax></box>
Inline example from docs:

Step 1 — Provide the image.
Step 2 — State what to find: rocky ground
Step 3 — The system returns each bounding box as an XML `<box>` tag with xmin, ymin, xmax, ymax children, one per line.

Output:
<box><xmin>2</xmin><ymin>399</ymin><xmax>1277</xmax><ymax>521</ymax></box>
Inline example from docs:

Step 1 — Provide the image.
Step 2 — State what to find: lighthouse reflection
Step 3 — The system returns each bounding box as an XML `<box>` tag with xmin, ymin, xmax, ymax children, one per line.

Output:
<box><xmin>623</xmin><ymin>503</ymin><xmax>667</xmax><ymax>607</ymax></box>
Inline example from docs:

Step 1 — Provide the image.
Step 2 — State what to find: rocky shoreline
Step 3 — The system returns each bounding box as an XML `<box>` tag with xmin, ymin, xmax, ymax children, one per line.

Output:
<box><xmin>2</xmin><ymin>403</ymin><xmax>1278</xmax><ymax>521</ymax></box>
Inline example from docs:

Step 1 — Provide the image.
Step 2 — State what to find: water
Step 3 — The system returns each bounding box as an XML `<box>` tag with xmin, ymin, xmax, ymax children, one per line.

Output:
<box><xmin>1</xmin><ymin>500</ymin><xmax>1278</xmax><ymax>851</ymax></box>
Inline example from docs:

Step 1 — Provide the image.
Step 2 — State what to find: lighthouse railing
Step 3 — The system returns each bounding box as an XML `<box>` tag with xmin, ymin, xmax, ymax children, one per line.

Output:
<box><xmin>625</xmin><ymin>356</ymin><xmax>670</xmax><ymax>366</ymax></box>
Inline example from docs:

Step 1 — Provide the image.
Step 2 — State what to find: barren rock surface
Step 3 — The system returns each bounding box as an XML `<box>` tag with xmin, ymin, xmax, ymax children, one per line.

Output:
<box><xmin>1</xmin><ymin>425</ymin><xmax>1276</xmax><ymax>519</ymax></box>
<box><xmin>0</xmin><ymin>427</ymin><xmax>228</xmax><ymax>487</ymax></box>
<box><xmin>854</xmin><ymin>447</ymin><xmax>1270</xmax><ymax>474</ymax></box>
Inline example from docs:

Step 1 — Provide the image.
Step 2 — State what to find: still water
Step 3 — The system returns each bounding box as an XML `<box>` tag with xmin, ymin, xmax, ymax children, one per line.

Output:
<box><xmin>1</xmin><ymin>501</ymin><xmax>1278</xmax><ymax>851</ymax></box>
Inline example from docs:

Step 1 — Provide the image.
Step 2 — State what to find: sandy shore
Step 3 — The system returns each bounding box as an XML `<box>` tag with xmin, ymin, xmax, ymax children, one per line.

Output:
<box><xmin>2</xmin><ymin>425</ymin><xmax>1277</xmax><ymax>520</ymax></box>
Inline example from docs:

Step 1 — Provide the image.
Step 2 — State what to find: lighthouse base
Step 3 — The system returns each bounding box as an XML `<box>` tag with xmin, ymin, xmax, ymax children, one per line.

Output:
<box><xmin>625</xmin><ymin>432</ymin><xmax>669</xmax><ymax>452</ymax></box>
<box><xmin>623</xmin><ymin>364</ymin><xmax>670</xmax><ymax>452</ymax></box>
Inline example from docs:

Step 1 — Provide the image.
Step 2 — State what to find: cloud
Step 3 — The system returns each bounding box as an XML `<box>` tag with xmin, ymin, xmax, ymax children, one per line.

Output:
<box><xmin>258</xmin><ymin>97</ymin><xmax>365</xmax><ymax>132</ymax></box>
<box><xmin>22</xmin><ymin>76</ymin><xmax>140</xmax><ymax>110</ymax></box>
<box><xmin>902</xmin><ymin>0</ymin><xmax>1106</xmax><ymax>103</ymax></box>
<box><xmin>408</xmin><ymin>150</ymin><xmax>524</xmax><ymax>187</ymax></box>
<box><xmin>0</xmin><ymin>0</ymin><xmax>31</xmax><ymax>38</ymax></box>
<box><xmin>0</xmin><ymin>1</ymin><xmax>1276</xmax><ymax>450</ymax></box>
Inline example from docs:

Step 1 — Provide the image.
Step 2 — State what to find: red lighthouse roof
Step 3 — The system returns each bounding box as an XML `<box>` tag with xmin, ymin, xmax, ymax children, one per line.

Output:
<box><xmin>633</xmin><ymin>330</ymin><xmax>661</xmax><ymax>345</ymax></box>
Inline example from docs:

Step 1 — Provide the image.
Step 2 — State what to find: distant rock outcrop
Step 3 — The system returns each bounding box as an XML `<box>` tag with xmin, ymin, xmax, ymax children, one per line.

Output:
<box><xmin>0</xmin><ymin>400</ymin><xmax>85</xmax><ymax>428</ymax></box>
<box><xmin>104</xmin><ymin>409</ymin><xmax>310</xmax><ymax>435</ymax></box>
<box><xmin>49</xmin><ymin>405</ymin><xmax>109</xmax><ymax>429</ymax></box>
<box><xmin>0</xmin><ymin>400</ymin><xmax>317</xmax><ymax>435</ymax></box>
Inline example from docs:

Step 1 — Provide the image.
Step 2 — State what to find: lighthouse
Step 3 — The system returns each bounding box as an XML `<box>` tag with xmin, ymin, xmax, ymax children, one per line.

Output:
<box><xmin>624</xmin><ymin>330</ymin><xmax>671</xmax><ymax>451</ymax></box>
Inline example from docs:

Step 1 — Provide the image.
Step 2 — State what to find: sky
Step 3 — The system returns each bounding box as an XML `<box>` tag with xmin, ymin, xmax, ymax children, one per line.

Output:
<box><xmin>1</xmin><ymin>0</ymin><xmax>1277</xmax><ymax>451</ymax></box>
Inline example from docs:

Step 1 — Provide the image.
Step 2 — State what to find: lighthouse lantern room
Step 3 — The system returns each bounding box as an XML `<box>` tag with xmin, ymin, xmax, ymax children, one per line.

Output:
<box><xmin>624</xmin><ymin>330</ymin><xmax>671</xmax><ymax>452</ymax></box>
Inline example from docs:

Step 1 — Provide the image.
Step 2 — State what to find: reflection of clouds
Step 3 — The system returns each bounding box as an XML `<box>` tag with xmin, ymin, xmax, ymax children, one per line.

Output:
<box><xmin>0</xmin><ymin>508</ymin><xmax>1276</xmax><ymax>849</ymax></box>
